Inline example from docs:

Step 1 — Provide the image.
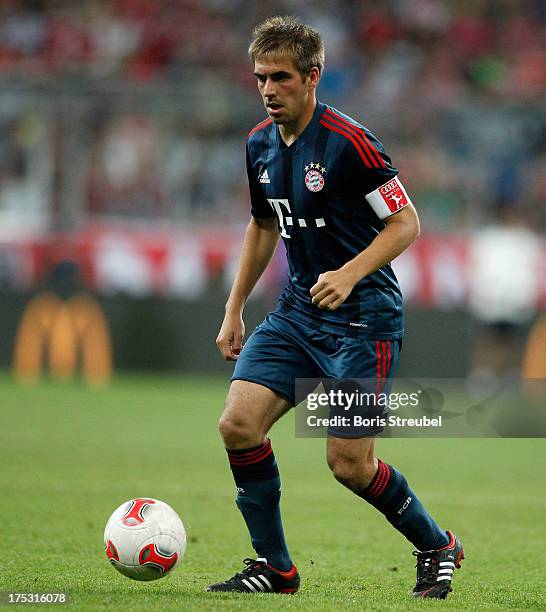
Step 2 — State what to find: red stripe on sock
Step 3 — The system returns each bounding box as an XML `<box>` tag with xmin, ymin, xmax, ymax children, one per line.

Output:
<box><xmin>368</xmin><ymin>460</ymin><xmax>387</xmax><ymax>497</ymax></box>
<box><xmin>228</xmin><ymin>441</ymin><xmax>273</xmax><ymax>465</ymax></box>
<box><xmin>372</xmin><ymin>462</ymin><xmax>388</xmax><ymax>497</ymax></box>
<box><xmin>228</xmin><ymin>440</ymin><xmax>271</xmax><ymax>460</ymax></box>
<box><xmin>367</xmin><ymin>462</ymin><xmax>382</xmax><ymax>496</ymax></box>
<box><xmin>228</xmin><ymin>447</ymin><xmax>273</xmax><ymax>466</ymax></box>
<box><xmin>374</xmin><ymin>463</ymin><xmax>391</xmax><ymax>497</ymax></box>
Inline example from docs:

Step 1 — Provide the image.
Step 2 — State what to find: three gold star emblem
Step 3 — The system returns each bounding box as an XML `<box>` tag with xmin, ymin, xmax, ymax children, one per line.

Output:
<box><xmin>305</xmin><ymin>162</ymin><xmax>327</xmax><ymax>173</ymax></box>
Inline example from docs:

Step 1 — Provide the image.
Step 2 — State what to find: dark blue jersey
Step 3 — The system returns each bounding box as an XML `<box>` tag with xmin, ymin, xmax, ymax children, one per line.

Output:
<box><xmin>246</xmin><ymin>101</ymin><xmax>407</xmax><ymax>339</ymax></box>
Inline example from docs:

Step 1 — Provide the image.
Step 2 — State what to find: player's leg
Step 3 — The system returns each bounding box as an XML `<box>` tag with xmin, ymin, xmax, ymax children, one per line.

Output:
<box><xmin>326</xmin><ymin>435</ymin><xmax>463</xmax><ymax>598</ymax></box>
<box><xmin>207</xmin><ymin>314</ymin><xmax>318</xmax><ymax>593</ymax></box>
<box><xmin>326</xmin><ymin>435</ymin><xmax>450</xmax><ymax>551</ymax></box>
<box><xmin>321</xmin><ymin>337</ymin><xmax>449</xmax><ymax>549</ymax></box>
<box><xmin>318</xmin><ymin>336</ymin><xmax>463</xmax><ymax>597</ymax></box>
<box><xmin>218</xmin><ymin>379</ymin><xmax>294</xmax><ymax>572</ymax></box>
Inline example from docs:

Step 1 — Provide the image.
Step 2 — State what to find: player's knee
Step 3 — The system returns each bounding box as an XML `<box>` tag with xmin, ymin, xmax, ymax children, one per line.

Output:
<box><xmin>218</xmin><ymin>413</ymin><xmax>261</xmax><ymax>448</ymax></box>
<box><xmin>327</xmin><ymin>451</ymin><xmax>376</xmax><ymax>489</ymax></box>
<box><xmin>327</xmin><ymin>452</ymin><xmax>357</xmax><ymax>486</ymax></box>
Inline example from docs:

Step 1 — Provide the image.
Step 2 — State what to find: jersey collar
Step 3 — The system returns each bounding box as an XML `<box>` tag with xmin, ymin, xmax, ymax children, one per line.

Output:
<box><xmin>276</xmin><ymin>100</ymin><xmax>325</xmax><ymax>153</ymax></box>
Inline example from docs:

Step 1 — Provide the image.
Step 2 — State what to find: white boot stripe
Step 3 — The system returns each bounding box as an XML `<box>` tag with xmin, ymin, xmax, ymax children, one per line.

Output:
<box><xmin>242</xmin><ymin>579</ymin><xmax>257</xmax><ymax>592</ymax></box>
<box><xmin>436</xmin><ymin>575</ymin><xmax>452</xmax><ymax>581</ymax></box>
<box><xmin>439</xmin><ymin>568</ymin><xmax>453</xmax><ymax>574</ymax></box>
<box><xmin>259</xmin><ymin>575</ymin><xmax>273</xmax><ymax>590</ymax></box>
<box><xmin>250</xmin><ymin>577</ymin><xmax>265</xmax><ymax>591</ymax></box>
<box><xmin>440</xmin><ymin>561</ymin><xmax>455</xmax><ymax>567</ymax></box>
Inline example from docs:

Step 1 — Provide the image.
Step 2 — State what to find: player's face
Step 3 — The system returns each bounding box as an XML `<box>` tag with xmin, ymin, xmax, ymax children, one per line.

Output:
<box><xmin>254</xmin><ymin>55</ymin><xmax>317</xmax><ymax>126</ymax></box>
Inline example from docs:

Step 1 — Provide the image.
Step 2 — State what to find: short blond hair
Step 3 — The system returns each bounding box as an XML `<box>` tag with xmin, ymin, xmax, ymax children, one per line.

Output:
<box><xmin>249</xmin><ymin>16</ymin><xmax>325</xmax><ymax>76</ymax></box>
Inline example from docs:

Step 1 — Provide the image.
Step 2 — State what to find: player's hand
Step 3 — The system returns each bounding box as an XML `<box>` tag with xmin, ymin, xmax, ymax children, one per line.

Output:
<box><xmin>310</xmin><ymin>269</ymin><xmax>357</xmax><ymax>311</ymax></box>
<box><xmin>216</xmin><ymin>312</ymin><xmax>245</xmax><ymax>361</ymax></box>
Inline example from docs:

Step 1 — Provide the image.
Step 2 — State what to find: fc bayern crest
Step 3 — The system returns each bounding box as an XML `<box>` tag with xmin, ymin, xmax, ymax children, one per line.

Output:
<box><xmin>304</xmin><ymin>162</ymin><xmax>326</xmax><ymax>192</ymax></box>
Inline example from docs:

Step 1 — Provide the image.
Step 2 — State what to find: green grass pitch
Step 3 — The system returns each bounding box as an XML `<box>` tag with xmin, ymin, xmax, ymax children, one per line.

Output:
<box><xmin>1</xmin><ymin>374</ymin><xmax>544</xmax><ymax>610</ymax></box>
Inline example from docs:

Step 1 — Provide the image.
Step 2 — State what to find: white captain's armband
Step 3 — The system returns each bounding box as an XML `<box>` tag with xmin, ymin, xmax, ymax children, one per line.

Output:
<box><xmin>365</xmin><ymin>176</ymin><xmax>412</xmax><ymax>220</ymax></box>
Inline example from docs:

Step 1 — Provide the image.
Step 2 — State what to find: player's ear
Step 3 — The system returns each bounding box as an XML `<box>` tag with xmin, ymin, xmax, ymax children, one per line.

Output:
<box><xmin>306</xmin><ymin>66</ymin><xmax>320</xmax><ymax>90</ymax></box>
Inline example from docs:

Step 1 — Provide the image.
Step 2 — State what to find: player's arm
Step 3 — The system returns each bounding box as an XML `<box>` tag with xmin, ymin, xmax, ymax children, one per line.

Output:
<box><xmin>216</xmin><ymin>216</ymin><xmax>280</xmax><ymax>360</ymax></box>
<box><xmin>310</xmin><ymin>204</ymin><xmax>419</xmax><ymax>310</ymax></box>
<box><xmin>345</xmin><ymin>202</ymin><xmax>419</xmax><ymax>276</ymax></box>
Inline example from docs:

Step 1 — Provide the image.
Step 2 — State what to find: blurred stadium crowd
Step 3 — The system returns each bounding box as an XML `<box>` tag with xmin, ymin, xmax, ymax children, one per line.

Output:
<box><xmin>1</xmin><ymin>0</ymin><xmax>545</xmax><ymax>231</ymax></box>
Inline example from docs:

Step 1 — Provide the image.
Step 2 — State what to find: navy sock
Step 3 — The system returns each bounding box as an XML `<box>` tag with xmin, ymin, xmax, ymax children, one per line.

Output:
<box><xmin>360</xmin><ymin>460</ymin><xmax>450</xmax><ymax>551</ymax></box>
<box><xmin>227</xmin><ymin>440</ymin><xmax>293</xmax><ymax>571</ymax></box>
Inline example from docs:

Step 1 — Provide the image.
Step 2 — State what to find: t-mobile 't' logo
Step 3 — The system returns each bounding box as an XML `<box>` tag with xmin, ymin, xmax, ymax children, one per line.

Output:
<box><xmin>267</xmin><ymin>198</ymin><xmax>326</xmax><ymax>238</ymax></box>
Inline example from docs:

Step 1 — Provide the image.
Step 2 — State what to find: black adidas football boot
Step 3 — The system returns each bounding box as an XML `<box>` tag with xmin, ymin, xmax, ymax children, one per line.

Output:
<box><xmin>206</xmin><ymin>558</ymin><xmax>300</xmax><ymax>594</ymax></box>
<box><xmin>412</xmin><ymin>530</ymin><xmax>464</xmax><ymax>599</ymax></box>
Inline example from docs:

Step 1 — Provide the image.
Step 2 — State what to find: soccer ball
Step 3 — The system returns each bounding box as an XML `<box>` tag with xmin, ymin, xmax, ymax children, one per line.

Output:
<box><xmin>104</xmin><ymin>498</ymin><xmax>186</xmax><ymax>581</ymax></box>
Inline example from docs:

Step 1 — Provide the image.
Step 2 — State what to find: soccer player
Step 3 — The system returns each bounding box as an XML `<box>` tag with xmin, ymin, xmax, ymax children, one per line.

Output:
<box><xmin>207</xmin><ymin>16</ymin><xmax>464</xmax><ymax>599</ymax></box>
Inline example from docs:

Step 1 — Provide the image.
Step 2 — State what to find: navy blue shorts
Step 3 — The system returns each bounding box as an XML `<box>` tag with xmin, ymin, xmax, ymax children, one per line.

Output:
<box><xmin>232</xmin><ymin>310</ymin><xmax>401</xmax><ymax>437</ymax></box>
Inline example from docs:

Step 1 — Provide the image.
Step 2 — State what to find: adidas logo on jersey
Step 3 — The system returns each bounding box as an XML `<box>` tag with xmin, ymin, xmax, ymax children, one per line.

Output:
<box><xmin>259</xmin><ymin>168</ymin><xmax>270</xmax><ymax>184</ymax></box>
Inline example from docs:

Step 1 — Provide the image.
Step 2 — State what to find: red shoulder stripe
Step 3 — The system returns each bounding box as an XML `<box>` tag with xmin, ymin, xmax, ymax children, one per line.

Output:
<box><xmin>252</xmin><ymin>117</ymin><xmax>271</xmax><ymax>131</ymax></box>
<box><xmin>325</xmin><ymin>109</ymin><xmax>385</xmax><ymax>168</ymax></box>
<box><xmin>324</xmin><ymin>111</ymin><xmax>379</xmax><ymax>168</ymax></box>
<box><xmin>325</xmin><ymin>108</ymin><xmax>385</xmax><ymax>167</ymax></box>
<box><xmin>322</xmin><ymin>116</ymin><xmax>377</xmax><ymax>168</ymax></box>
<box><xmin>247</xmin><ymin>117</ymin><xmax>272</xmax><ymax>140</ymax></box>
<box><xmin>320</xmin><ymin>119</ymin><xmax>374</xmax><ymax>169</ymax></box>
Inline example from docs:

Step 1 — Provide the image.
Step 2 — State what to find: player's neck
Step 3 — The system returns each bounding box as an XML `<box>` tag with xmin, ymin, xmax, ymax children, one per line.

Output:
<box><xmin>279</xmin><ymin>96</ymin><xmax>317</xmax><ymax>147</ymax></box>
